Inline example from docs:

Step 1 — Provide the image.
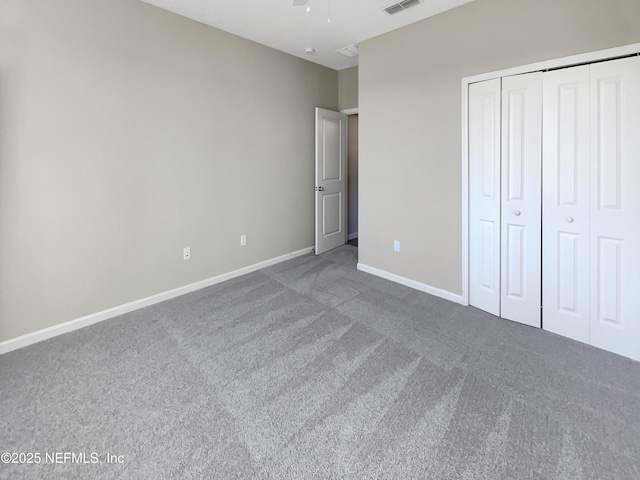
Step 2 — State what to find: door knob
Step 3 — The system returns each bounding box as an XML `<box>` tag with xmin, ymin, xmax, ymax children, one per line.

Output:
<box><xmin>514</xmin><ymin>210</ymin><xmax>521</xmax><ymax>216</ymax></box>
<box><xmin>566</xmin><ymin>217</ymin><xmax>574</xmax><ymax>223</ymax></box>
<box><xmin>315</xmin><ymin>186</ymin><xmax>324</xmax><ymax>192</ymax></box>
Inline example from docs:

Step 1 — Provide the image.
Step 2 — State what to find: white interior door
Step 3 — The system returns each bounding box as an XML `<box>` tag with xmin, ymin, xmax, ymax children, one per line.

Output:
<box><xmin>315</xmin><ymin>108</ymin><xmax>347</xmax><ymax>255</ymax></box>
<box><xmin>500</xmin><ymin>72</ymin><xmax>543</xmax><ymax>327</ymax></box>
<box><xmin>542</xmin><ymin>65</ymin><xmax>591</xmax><ymax>343</ymax></box>
<box><xmin>589</xmin><ymin>56</ymin><xmax>640</xmax><ymax>361</ymax></box>
<box><xmin>469</xmin><ymin>79</ymin><xmax>502</xmax><ymax>316</ymax></box>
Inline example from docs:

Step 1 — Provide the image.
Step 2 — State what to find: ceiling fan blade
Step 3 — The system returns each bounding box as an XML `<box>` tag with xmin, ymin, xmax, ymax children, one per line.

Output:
<box><xmin>292</xmin><ymin>0</ymin><xmax>307</xmax><ymax>6</ymax></box>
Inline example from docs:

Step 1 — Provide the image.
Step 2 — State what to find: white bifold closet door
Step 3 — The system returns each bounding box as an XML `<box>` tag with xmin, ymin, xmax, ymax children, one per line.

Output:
<box><xmin>468</xmin><ymin>79</ymin><xmax>502</xmax><ymax>316</ymax></box>
<box><xmin>500</xmin><ymin>73</ymin><xmax>543</xmax><ymax>327</ymax></box>
<box><xmin>542</xmin><ymin>65</ymin><xmax>591</xmax><ymax>344</ymax></box>
<box><xmin>469</xmin><ymin>72</ymin><xmax>542</xmax><ymax>327</ymax></box>
<box><xmin>543</xmin><ymin>56</ymin><xmax>640</xmax><ymax>360</ymax></box>
<box><xmin>470</xmin><ymin>56</ymin><xmax>640</xmax><ymax>360</ymax></box>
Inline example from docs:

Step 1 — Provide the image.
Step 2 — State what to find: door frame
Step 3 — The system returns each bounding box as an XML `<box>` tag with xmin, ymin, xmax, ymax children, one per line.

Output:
<box><xmin>341</xmin><ymin>108</ymin><xmax>359</xmax><ymax>242</ymax></box>
<box><xmin>461</xmin><ymin>43</ymin><xmax>640</xmax><ymax>306</ymax></box>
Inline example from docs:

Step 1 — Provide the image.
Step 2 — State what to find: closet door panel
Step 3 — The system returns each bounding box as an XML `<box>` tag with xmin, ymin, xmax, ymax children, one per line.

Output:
<box><xmin>469</xmin><ymin>79</ymin><xmax>502</xmax><ymax>316</ymax></box>
<box><xmin>542</xmin><ymin>66</ymin><xmax>590</xmax><ymax>343</ymax></box>
<box><xmin>501</xmin><ymin>72</ymin><xmax>543</xmax><ymax>327</ymax></box>
<box><xmin>590</xmin><ymin>56</ymin><xmax>640</xmax><ymax>361</ymax></box>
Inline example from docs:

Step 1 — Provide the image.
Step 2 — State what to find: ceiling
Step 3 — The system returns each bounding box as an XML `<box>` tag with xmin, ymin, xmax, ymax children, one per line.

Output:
<box><xmin>140</xmin><ymin>0</ymin><xmax>475</xmax><ymax>70</ymax></box>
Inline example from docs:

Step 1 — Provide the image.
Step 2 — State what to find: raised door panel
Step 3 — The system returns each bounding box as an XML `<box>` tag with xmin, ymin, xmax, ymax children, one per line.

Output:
<box><xmin>322</xmin><ymin>193</ymin><xmax>342</xmax><ymax>236</ymax></box>
<box><xmin>469</xmin><ymin>79</ymin><xmax>502</xmax><ymax>316</ymax></box>
<box><xmin>589</xmin><ymin>57</ymin><xmax>640</xmax><ymax>361</ymax></box>
<box><xmin>500</xmin><ymin>72</ymin><xmax>543</xmax><ymax>327</ymax></box>
<box><xmin>322</xmin><ymin>119</ymin><xmax>341</xmax><ymax>181</ymax></box>
<box><xmin>542</xmin><ymin>66</ymin><xmax>590</xmax><ymax>343</ymax></box>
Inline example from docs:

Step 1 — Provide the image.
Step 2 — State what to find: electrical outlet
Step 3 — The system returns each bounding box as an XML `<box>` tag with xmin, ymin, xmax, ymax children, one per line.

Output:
<box><xmin>394</xmin><ymin>240</ymin><xmax>400</xmax><ymax>252</ymax></box>
<box><xmin>183</xmin><ymin>247</ymin><xmax>190</xmax><ymax>260</ymax></box>
<box><xmin>240</xmin><ymin>235</ymin><xmax>247</xmax><ymax>247</ymax></box>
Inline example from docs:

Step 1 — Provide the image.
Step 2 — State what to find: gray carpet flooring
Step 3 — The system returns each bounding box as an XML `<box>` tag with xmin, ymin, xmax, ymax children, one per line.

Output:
<box><xmin>1</xmin><ymin>245</ymin><xmax>640</xmax><ymax>479</ymax></box>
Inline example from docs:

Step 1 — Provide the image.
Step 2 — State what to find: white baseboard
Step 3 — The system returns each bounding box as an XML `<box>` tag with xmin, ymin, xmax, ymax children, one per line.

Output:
<box><xmin>357</xmin><ymin>263</ymin><xmax>464</xmax><ymax>305</ymax></box>
<box><xmin>0</xmin><ymin>247</ymin><xmax>314</xmax><ymax>355</ymax></box>
<box><xmin>347</xmin><ymin>232</ymin><xmax>358</xmax><ymax>241</ymax></box>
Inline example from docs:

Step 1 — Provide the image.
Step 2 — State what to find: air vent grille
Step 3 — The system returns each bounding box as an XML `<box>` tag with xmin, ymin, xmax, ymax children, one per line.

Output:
<box><xmin>384</xmin><ymin>0</ymin><xmax>421</xmax><ymax>15</ymax></box>
<box><xmin>400</xmin><ymin>0</ymin><xmax>421</xmax><ymax>8</ymax></box>
<box><xmin>384</xmin><ymin>4</ymin><xmax>405</xmax><ymax>15</ymax></box>
<box><xmin>336</xmin><ymin>44</ymin><xmax>359</xmax><ymax>58</ymax></box>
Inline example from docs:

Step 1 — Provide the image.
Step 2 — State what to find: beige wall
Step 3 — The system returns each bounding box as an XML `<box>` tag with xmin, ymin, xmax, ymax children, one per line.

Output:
<box><xmin>338</xmin><ymin>66</ymin><xmax>358</xmax><ymax>111</ymax></box>
<box><xmin>0</xmin><ymin>0</ymin><xmax>338</xmax><ymax>342</ymax></box>
<box><xmin>358</xmin><ymin>0</ymin><xmax>640</xmax><ymax>295</ymax></box>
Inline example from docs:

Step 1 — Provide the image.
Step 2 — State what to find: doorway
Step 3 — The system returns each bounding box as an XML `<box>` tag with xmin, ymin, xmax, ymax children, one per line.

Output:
<box><xmin>347</xmin><ymin>113</ymin><xmax>358</xmax><ymax>247</ymax></box>
<box><xmin>314</xmin><ymin>108</ymin><xmax>358</xmax><ymax>255</ymax></box>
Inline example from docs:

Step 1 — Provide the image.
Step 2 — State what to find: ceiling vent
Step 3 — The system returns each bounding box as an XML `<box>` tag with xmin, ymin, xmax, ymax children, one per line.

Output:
<box><xmin>384</xmin><ymin>0</ymin><xmax>421</xmax><ymax>15</ymax></box>
<box><xmin>336</xmin><ymin>44</ymin><xmax>359</xmax><ymax>58</ymax></box>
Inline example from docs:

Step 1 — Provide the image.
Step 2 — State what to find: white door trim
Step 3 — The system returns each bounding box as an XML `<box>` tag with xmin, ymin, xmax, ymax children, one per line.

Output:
<box><xmin>343</xmin><ymin>108</ymin><xmax>358</xmax><ymax>243</ymax></box>
<box><xmin>461</xmin><ymin>43</ymin><xmax>640</xmax><ymax>306</ymax></box>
